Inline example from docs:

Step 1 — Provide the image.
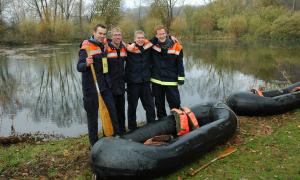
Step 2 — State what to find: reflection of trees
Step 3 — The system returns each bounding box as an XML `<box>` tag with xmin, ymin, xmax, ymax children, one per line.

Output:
<box><xmin>34</xmin><ymin>47</ymin><xmax>85</xmax><ymax>128</ymax></box>
<box><xmin>184</xmin><ymin>42</ymin><xmax>300</xmax><ymax>83</ymax></box>
<box><xmin>0</xmin><ymin>57</ymin><xmax>20</xmax><ymax>135</ymax></box>
<box><xmin>180</xmin><ymin>42</ymin><xmax>300</xmax><ymax>104</ymax></box>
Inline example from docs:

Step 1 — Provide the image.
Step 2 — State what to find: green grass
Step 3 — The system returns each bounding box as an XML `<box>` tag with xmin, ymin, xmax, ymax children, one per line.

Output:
<box><xmin>161</xmin><ymin>111</ymin><xmax>300</xmax><ymax>179</ymax></box>
<box><xmin>1</xmin><ymin>111</ymin><xmax>300</xmax><ymax>179</ymax></box>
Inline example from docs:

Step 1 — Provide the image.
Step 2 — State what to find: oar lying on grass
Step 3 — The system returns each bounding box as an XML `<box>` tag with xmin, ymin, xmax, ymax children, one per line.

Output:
<box><xmin>188</xmin><ymin>146</ymin><xmax>237</xmax><ymax>176</ymax></box>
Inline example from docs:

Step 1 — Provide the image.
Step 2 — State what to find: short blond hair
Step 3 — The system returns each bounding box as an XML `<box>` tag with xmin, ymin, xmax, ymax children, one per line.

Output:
<box><xmin>110</xmin><ymin>27</ymin><xmax>122</xmax><ymax>36</ymax></box>
<box><xmin>154</xmin><ymin>25</ymin><xmax>166</xmax><ymax>34</ymax></box>
<box><xmin>134</xmin><ymin>30</ymin><xmax>145</xmax><ymax>38</ymax></box>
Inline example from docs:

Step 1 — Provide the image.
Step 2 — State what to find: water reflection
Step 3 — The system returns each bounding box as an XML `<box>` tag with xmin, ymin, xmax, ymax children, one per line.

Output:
<box><xmin>0</xmin><ymin>42</ymin><xmax>299</xmax><ymax>137</ymax></box>
<box><xmin>0</xmin><ymin>44</ymin><xmax>86</xmax><ymax>137</ymax></box>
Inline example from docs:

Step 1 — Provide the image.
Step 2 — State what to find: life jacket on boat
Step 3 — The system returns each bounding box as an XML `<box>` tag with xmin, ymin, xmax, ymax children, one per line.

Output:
<box><xmin>251</xmin><ymin>88</ymin><xmax>264</xmax><ymax>97</ymax></box>
<box><xmin>181</xmin><ymin>107</ymin><xmax>200</xmax><ymax>130</ymax></box>
<box><xmin>292</xmin><ymin>86</ymin><xmax>300</xmax><ymax>92</ymax></box>
<box><xmin>171</xmin><ymin>107</ymin><xmax>199</xmax><ymax>136</ymax></box>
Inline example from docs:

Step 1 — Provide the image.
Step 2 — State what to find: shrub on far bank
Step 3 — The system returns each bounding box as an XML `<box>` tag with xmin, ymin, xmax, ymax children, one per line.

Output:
<box><xmin>170</xmin><ymin>16</ymin><xmax>188</xmax><ymax>38</ymax></box>
<box><xmin>227</xmin><ymin>15</ymin><xmax>248</xmax><ymax>38</ymax></box>
<box><xmin>18</xmin><ymin>20</ymin><xmax>39</xmax><ymax>44</ymax></box>
<box><xmin>270</xmin><ymin>12</ymin><xmax>300</xmax><ymax>41</ymax></box>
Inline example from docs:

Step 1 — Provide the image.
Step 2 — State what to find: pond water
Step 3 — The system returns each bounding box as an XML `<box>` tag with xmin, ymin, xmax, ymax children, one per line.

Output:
<box><xmin>0</xmin><ymin>41</ymin><xmax>299</xmax><ymax>137</ymax></box>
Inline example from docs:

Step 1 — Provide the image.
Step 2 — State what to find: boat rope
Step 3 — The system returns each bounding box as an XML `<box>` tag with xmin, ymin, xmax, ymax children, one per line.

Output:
<box><xmin>212</xmin><ymin>102</ymin><xmax>240</xmax><ymax>131</ymax></box>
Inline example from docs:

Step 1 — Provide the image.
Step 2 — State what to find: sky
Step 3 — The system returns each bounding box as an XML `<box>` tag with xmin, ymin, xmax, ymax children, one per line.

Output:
<box><xmin>123</xmin><ymin>0</ymin><xmax>206</xmax><ymax>9</ymax></box>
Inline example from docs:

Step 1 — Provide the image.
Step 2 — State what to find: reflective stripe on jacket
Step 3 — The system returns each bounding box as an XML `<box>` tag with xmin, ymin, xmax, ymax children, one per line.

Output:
<box><xmin>77</xmin><ymin>39</ymin><xmax>111</xmax><ymax>95</ymax></box>
<box><xmin>107</xmin><ymin>42</ymin><xmax>127</xmax><ymax>95</ymax></box>
<box><xmin>151</xmin><ymin>39</ymin><xmax>185</xmax><ymax>86</ymax></box>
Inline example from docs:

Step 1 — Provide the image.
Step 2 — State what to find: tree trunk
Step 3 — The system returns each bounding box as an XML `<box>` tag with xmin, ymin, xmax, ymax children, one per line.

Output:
<box><xmin>79</xmin><ymin>0</ymin><xmax>83</xmax><ymax>34</ymax></box>
<box><xmin>293</xmin><ymin>0</ymin><xmax>296</xmax><ymax>11</ymax></box>
<box><xmin>34</xmin><ymin>0</ymin><xmax>43</xmax><ymax>22</ymax></box>
<box><xmin>54</xmin><ymin>0</ymin><xmax>58</xmax><ymax>25</ymax></box>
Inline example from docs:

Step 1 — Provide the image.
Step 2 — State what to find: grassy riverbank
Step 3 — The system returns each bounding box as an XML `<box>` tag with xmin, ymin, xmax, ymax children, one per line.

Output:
<box><xmin>1</xmin><ymin>110</ymin><xmax>300</xmax><ymax>179</ymax></box>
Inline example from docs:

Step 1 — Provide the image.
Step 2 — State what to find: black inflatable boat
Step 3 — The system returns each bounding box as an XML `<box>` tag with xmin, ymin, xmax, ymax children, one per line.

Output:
<box><xmin>226</xmin><ymin>82</ymin><xmax>300</xmax><ymax>116</ymax></box>
<box><xmin>90</xmin><ymin>102</ymin><xmax>237</xmax><ymax>178</ymax></box>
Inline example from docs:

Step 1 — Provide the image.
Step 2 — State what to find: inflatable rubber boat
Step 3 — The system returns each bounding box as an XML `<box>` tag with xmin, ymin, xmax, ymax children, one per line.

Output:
<box><xmin>90</xmin><ymin>102</ymin><xmax>237</xmax><ymax>178</ymax></box>
<box><xmin>226</xmin><ymin>82</ymin><xmax>300</xmax><ymax>116</ymax></box>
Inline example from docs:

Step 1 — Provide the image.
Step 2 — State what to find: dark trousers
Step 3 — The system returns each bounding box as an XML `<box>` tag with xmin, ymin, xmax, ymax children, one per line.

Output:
<box><xmin>83</xmin><ymin>89</ymin><xmax>120</xmax><ymax>146</ymax></box>
<box><xmin>127</xmin><ymin>82</ymin><xmax>156</xmax><ymax>130</ymax></box>
<box><xmin>152</xmin><ymin>83</ymin><xmax>181</xmax><ymax>118</ymax></box>
<box><xmin>113</xmin><ymin>94</ymin><xmax>126</xmax><ymax>134</ymax></box>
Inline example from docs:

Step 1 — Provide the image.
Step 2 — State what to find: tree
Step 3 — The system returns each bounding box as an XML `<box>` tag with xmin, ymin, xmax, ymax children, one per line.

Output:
<box><xmin>150</xmin><ymin>0</ymin><xmax>184</xmax><ymax>31</ymax></box>
<box><xmin>89</xmin><ymin>0</ymin><xmax>121</xmax><ymax>29</ymax></box>
<box><xmin>57</xmin><ymin>0</ymin><xmax>76</xmax><ymax>20</ymax></box>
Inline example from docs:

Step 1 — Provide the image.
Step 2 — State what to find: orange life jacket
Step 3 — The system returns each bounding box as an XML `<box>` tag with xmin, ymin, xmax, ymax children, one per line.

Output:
<box><xmin>171</xmin><ymin>108</ymin><xmax>189</xmax><ymax>136</ymax></box>
<box><xmin>81</xmin><ymin>40</ymin><xmax>103</xmax><ymax>56</ymax></box>
<box><xmin>293</xmin><ymin>86</ymin><xmax>300</xmax><ymax>92</ymax></box>
<box><xmin>171</xmin><ymin>107</ymin><xmax>199</xmax><ymax>136</ymax></box>
<box><xmin>126</xmin><ymin>39</ymin><xmax>153</xmax><ymax>54</ymax></box>
<box><xmin>251</xmin><ymin>88</ymin><xmax>264</xmax><ymax>97</ymax></box>
<box><xmin>152</xmin><ymin>42</ymin><xmax>182</xmax><ymax>55</ymax></box>
<box><xmin>106</xmin><ymin>44</ymin><xmax>127</xmax><ymax>59</ymax></box>
<box><xmin>181</xmin><ymin>107</ymin><xmax>199</xmax><ymax>130</ymax></box>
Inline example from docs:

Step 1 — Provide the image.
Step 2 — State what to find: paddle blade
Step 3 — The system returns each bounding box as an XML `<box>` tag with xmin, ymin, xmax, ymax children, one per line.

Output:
<box><xmin>218</xmin><ymin>146</ymin><xmax>237</xmax><ymax>159</ymax></box>
<box><xmin>98</xmin><ymin>95</ymin><xmax>114</xmax><ymax>136</ymax></box>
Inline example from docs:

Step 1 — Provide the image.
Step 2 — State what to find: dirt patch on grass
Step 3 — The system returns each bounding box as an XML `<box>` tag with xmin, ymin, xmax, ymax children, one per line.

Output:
<box><xmin>1</xmin><ymin>137</ymin><xmax>91</xmax><ymax>179</ymax></box>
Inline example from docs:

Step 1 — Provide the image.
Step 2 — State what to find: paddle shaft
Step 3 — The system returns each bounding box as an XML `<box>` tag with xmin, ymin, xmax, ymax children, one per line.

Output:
<box><xmin>86</xmin><ymin>46</ymin><xmax>114</xmax><ymax>136</ymax></box>
<box><xmin>189</xmin><ymin>147</ymin><xmax>237</xmax><ymax>176</ymax></box>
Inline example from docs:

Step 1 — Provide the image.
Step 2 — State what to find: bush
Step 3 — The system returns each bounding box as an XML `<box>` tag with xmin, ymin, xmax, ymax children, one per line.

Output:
<box><xmin>226</xmin><ymin>15</ymin><xmax>248</xmax><ymax>37</ymax></box>
<box><xmin>270</xmin><ymin>12</ymin><xmax>300</xmax><ymax>41</ymax></box>
<box><xmin>258</xmin><ymin>6</ymin><xmax>286</xmax><ymax>23</ymax></box>
<box><xmin>54</xmin><ymin>20</ymin><xmax>74</xmax><ymax>41</ymax></box>
<box><xmin>118</xmin><ymin>17</ymin><xmax>137</xmax><ymax>42</ymax></box>
<box><xmin>247</xmin><ymin>15</ymin><xmax>264</xmax><ymax>35</ymax></box>
<box><xmin>192</xmin><ymin>9</ymin><xmax>216</xmax><ymax>35</ymax></box>
<box><xmin>39</xmin><ymin>22</ymin><xmax>54</xmax><ymax>43</ymax></box>
<box><xmin>18</xmin><ymin>20</ymin><xmax>39</xmax><ymax>43</ymax></box>
<box><xmin>255</xmin><ymin>23</ymin><xmax>272</xmax><ymax>40</ymax></box>
<box><xmin>142</xmin><ymin>17</ymin><xmax>161</xmax><ymax>38</ymax></box>
<box><xmin>217</xmin><ymin>17</ymin><xmax>229</xmax><ymax>32</ymax></box>
<box><xmin>170</xmin><ymin>16</ymin><xmax>188</xmax><ymax>37</ymax></box>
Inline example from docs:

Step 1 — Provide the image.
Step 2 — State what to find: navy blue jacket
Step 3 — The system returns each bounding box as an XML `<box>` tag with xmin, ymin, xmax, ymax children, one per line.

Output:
<box><xmin>107</xmin><ymin>42</ymin><xmax>127</xmax><ymax>95</ymax></box>
<box><xmin>77</xmin><ymin>38</ymin><xmax>111</xmax><ymax>96</ymax></box>
<box><xmin>151</xmin><ymin>39</ymin><xmax>185</xmax><ymax>86</ymax></box>
<box><xmin>125</xmin><ymin>40</ymin><xmax>153</xmax><ymax>84</ymax></box>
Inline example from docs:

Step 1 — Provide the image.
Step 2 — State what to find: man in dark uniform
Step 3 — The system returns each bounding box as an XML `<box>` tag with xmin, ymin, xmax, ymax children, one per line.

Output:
<box><xmin>125</xmin><ymin>30</ymin><xmax>156</xmax><ymax>131</ymax></box>
<box><xmin>77</xmin><ymin>24</ymin><xmax>120</xmax><ymax>146</ymax></box>
<box><xmin>151</xmin><ymin>25</ymin><xmax>185</xmax><ymax>118</ymax></box>
<box><xmin>106</xmin><ymin>27</ymin><xmax>127</xmax><ymax>134</ymax></box>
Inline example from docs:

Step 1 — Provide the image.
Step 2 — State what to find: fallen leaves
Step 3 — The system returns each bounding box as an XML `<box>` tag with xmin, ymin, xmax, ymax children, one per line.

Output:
<box><xmin>63</xmin><ymin>150</ymin><xmax>70</xmax><ymax>157</ymax></box>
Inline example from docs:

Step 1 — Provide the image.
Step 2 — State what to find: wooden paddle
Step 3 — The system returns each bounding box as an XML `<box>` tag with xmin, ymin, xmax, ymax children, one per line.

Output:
<box><xmin>188</xmin><ymin>146</ymin><xmax>237</xmax><ymax>176</ymax></box>
<box><xmin>86</xmin><ymin>46</ymin><xmax>114</xmax><ymax>136</ymax></box>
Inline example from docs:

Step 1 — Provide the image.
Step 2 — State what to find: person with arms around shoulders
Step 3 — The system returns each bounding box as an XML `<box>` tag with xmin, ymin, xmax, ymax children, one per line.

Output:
<box><xmin>125</xmin><ymin>30</ymin><xmax>156</xmax><ymax>131</ymax></box>
<box><xmin>106</xmin><ymin>27</ymin><xmax>127</xmax><ymax>134</ymax></box>
<box><xmin>77</xmin><ymin>24</ymin><xmax>120</xmax><ymax>146</ymax></box>
<box><xmin>151</xmin><ymin>25</ymin><xmax>185</xmax><ymax>118</ymax></box>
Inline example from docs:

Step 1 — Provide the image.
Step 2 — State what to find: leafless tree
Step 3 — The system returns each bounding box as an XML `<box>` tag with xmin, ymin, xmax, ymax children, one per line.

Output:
<box><xmin>89</xmin><ymin>0</ymin><xmax>121</xmax><ymax>28</ymax></box>
<box><xmin>57</xmin><ymin>0</ymin><xmax>76</xmax><ymax>20</ymax></box>
<box><xmin>151</xmin><ymin>0</ymin><xmax>184</xmax><ymax>31</ymax></box>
